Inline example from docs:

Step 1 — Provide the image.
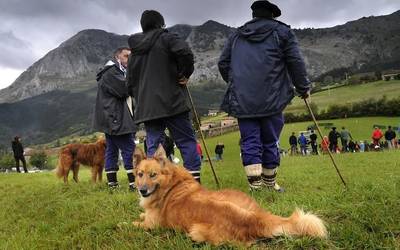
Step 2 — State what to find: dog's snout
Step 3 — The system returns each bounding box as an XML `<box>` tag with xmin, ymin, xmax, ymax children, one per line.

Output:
<box><xmin>139</xmin><ymin>188</ymin><xmax>147</xmax><ymax>195</ymax></box>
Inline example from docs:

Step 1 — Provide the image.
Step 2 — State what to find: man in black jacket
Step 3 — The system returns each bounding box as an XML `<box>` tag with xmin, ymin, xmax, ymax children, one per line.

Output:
<box><xmin>94</xmin><ymin>47</ymin><xmax>137</xmax><ymax>190</ymax></box>
<box><xmin>310</xmin><ymin>130</ymin><xmax>318</xmax><ymax>155</ymax></box>
<box><xmin>127</xmin><ymin>10</ymin><xmax>201</xmax><ymax>182</ymax></box>
<box><xmin>328</xmin><ymin>127</ymin><xmax>340</xmax><ymax>153</ymax></box>
<box><xmin>11</xmin><ymin>136</ymin><xmax>28</xmax><ymax>173</ymax></box>
<box><xmin>384</xmin><ymin>126</ymin><xmax>396</xmax><ymax>149</ymax></box>
<box><xmin>289</xmin><ymin>132</ymin><xmax>297</xmax><ymax>155</ymax></box>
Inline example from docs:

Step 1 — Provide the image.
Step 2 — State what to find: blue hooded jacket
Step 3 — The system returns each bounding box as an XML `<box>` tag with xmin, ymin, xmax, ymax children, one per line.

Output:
<box><xmin>218</xmin><ymin>18</ymin><xmax>310</xmax><ymax>118</ymax></box>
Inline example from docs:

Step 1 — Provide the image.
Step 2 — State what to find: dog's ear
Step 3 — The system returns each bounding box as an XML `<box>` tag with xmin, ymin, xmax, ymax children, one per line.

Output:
<box><xmin>133</xmin><ymin>147</ymin><xmax>146</xmax><ymax>166</ymax></box>
<box><xmin>154</xmin><ymin>144</ymin><xmax>167</xmax><ymax>165</ymax></box>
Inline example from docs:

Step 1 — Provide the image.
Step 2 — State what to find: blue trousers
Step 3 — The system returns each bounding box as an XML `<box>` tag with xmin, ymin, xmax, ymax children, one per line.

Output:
<box><xmin>105</xmin><ymin>133</ymin><xmax>136</xmax><ymax>173</ymax></box>
<box><xmin>144</xmin><ymin>112</ymin><xmax>201</xmax><ymax>173</ymax></box>
<box><xmin>238</xmin><ymin>113</ymin><xmax>284</xmax><ymax>169</ymax></box>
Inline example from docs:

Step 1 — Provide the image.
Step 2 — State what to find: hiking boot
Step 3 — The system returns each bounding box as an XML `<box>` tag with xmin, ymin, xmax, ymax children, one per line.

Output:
<box><xmin>108</xmin><ymin>183</ymin><xmax>120</xmax><ymax>191</ymax></box>
<box><xmin>261</xmin><ymin>168</ymin><xmax>285</xmax><ymax>193</ymax></box>
<box><xmin>245</xmin><ymin>164</ymin><xmax>263</xmax><ymax>191</ymax></box>
<box><xmin>265</xmin><ymin>182</ymin><xmax>285</xmax><ymax>193</ymax></box>
<box><xmin>129</xmin><ymin>184</ymin><xmax>136</xmax><ymax>192</ymax></box>
<box><xmin>248</xmin><ymin>176</ymin><xmax>263</xmax><ymax>191</ymax></box>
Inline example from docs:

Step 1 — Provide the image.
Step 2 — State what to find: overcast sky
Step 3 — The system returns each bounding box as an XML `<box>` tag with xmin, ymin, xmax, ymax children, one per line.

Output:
<box><xmin>1</xmin><ymin>0</ymin><xmax>400</xmax><ymax>90</ymax></box>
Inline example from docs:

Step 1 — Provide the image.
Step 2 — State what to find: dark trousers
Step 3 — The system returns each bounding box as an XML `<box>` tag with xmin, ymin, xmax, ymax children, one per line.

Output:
<box><xmin>14</xmin><ymin>155</ymin><xmax>27</xmax><ymax>173</ymax></box>
<box><xmin>145</xmin><ymin>112</ymin><xmax>201</xmax><ymax>173</ymax></box>
<box><xmin>329</xmin><ymin>142</ymin><xmax>338</xmax><ymax>153</ymax></box>
<box><xmin>105</xmin><ymin>133</ymin><xmax>136</xmax><ymax>173</ymax></box>
<box><xmin>311</xmin><ymin>141</ymin><xmax>318</xmax><ymax>155</ymax></box>
<box><xmin>238</xmin><ymin>113</ymin><xmax>284</xmax><ymax>169</ymax></box>
<box><xmin>341</xmin><ymin>139</ymin><xmax>348</xmax><ymax>152</ymax></box>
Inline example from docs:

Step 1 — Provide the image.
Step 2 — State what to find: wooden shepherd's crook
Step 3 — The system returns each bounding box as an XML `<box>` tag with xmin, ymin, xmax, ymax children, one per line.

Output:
<box><xmin>185</xmin><ymin>85</ymin><xmax>221</xmax><ymax>188</ymax></box>
<box><xmin>304</xmin><ymin>98</ymin><xmax>347</xmax><ymax>188</ymax></box>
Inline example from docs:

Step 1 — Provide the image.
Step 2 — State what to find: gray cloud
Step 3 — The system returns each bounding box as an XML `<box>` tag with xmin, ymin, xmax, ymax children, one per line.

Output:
<box><xmin>0</xmin><ymin>0</ymin><xmax>399</xmax><ymax>88</ymax></box>
<box><xmin>0</xmin><ymin>31</ymin><xmax>35</xmax><ymax>68</ymax></box>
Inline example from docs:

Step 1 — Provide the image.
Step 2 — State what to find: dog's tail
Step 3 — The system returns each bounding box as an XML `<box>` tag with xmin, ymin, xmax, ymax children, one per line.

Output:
<box><xmin>56</xmin><ymin>149</ymin><xmax>70</xmax><ymax>179</ymax></box>
<box><xmin>55</xmin><ymin>155</ymin><xmax>65</xmax><ymax>179</ymax></box>
<box><xmin>266</xmin><ymin>208</ymin><xmax>327</xmax><ymax>238</ymax></box>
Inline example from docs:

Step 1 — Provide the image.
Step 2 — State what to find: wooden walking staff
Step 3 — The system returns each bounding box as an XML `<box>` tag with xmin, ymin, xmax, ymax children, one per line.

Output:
<box><xmin>304</xmin><ymin>98</ymin><xmax>347</xmax><ymax>188</ymax></box>
<box><xmin>185</xmin><ymin>85</ymin><xmax>221</xmax><ymax>188</ymax></box>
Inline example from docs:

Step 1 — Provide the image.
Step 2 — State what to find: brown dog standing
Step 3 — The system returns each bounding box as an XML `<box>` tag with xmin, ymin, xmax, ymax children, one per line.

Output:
<box><xmin>132</xmin><ymin>146</ymin><xmax>327</xmax><ymax>246</ymax></box>
<box><xmin>56</xmin><ymin>139</ymin><xmax>106</xmax><ymax>183</ymax></box>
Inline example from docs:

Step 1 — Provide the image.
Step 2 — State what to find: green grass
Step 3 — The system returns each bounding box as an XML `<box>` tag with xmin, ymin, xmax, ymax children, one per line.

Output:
<box><xmin>1</xmin><ymin>128</ymin><xmax>400</xmax><ymax>249</ymax></box>
<box><xmin>286</xmin><ymin>80</ymin><xmax>400</xmax><ymax>113</ymax></box>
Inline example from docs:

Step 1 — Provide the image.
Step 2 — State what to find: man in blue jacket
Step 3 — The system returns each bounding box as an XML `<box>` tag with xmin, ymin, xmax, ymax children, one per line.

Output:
<box><xmin>218</xmin><ymin>0</ymin><xmax>311</xmax><ymax>191</ymax></box>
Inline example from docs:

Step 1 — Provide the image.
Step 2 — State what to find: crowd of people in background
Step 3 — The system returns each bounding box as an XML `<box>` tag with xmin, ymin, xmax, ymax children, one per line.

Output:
<box><xmin>289</xmin><ymin>125</ymin><xmax>399</xmax><ymax>156</ymax></box>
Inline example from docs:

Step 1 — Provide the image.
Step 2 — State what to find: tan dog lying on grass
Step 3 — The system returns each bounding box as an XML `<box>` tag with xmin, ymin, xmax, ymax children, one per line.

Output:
<box><xmin>132</xmin><ymin>146</ymin><xmax>327</xmax><ymax>246</ymax></box>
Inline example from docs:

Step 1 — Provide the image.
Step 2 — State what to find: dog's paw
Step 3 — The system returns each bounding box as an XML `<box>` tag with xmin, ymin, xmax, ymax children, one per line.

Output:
<box><xmin>116</xmin><ymin>221</ymin><xmax>129</xmax><ymax>230</ymax></box>
<box><xmin>132</xmin><ymin>221</ymin><xmax>144</xmax><ymax>227</ymax></box>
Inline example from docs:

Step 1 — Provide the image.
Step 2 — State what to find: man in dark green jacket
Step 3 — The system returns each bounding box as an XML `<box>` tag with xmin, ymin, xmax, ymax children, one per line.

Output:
<box><xmin>127</xmin><ymin>10</ymin><xmax>201</xmax><ymax>182</ymax></box>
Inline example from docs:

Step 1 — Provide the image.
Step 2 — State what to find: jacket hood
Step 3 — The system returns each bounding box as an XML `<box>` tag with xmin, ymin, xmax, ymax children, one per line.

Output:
<box><xmin>237</xmin><ymin>18</ymin><xmax>278</xmax><ymax>42</ymax></box>
<box><xmin>128</xmin><ymin>29</ymin><xmax>165</xmax><ymax>55</ymax></box>
<box><xmin>96</xmin><ymin>60</ymin><xmax>116</xmax><ymax>82</ymax></box>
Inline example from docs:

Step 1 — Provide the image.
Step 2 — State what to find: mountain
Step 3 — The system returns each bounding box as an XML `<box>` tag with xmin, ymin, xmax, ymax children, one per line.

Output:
<box><xmin>0</xmin><ymin>11</ymin><xmax>400</xmax><ymax>146</ymax></box>
<box><xmin>0</xmin><ymin>30</ymin><xmax>128</xmax><ymax>103</ymax></box>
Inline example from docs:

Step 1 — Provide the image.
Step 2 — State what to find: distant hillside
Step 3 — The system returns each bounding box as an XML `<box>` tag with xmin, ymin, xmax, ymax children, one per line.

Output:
<box><xmin>1</xmin><ymin>10</ymin><xmax>400</xmax><ymax>104</ymax></box>
<box><xmin>285</xmin><ymin>80</ymin><xmax>400</xmax><ymax>114</ymax></box>
<box><xmin>0</xmin><ymin>89</ymin><xmax>96</xmax><ymax>146</ymax></box>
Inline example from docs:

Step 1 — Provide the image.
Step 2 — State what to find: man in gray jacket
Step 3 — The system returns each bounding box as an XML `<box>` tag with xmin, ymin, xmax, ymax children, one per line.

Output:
<box><xmin>94</xmin><ymin>47</ymin><xmax>137</xmax><ymax>190</ymax></box>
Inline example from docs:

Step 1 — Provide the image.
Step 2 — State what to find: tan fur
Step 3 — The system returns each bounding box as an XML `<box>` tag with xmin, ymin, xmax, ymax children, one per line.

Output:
<box><xmin>56</xmin><ymin>139</ymin><xmax>106</xmax><ymax>183</ymax></box>
<box><xmin>132</xmin><ymin>146</ymin><xmax>327</xmax><ymax>246</ymax></box>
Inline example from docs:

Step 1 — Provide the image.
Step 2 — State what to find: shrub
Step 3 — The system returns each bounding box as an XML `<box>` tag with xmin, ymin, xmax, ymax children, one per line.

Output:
<box><xmin>0</xmin><ymin>154</ymin><xmax>15</xmax><ymax>171</ymax></box>
<box><xmin>29</xmin><ymin>151</ymin><xmax>48</xmax><ymax>170</ymax></box>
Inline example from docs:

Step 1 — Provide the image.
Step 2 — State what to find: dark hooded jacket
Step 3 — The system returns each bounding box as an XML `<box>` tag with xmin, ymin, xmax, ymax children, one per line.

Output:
<box><xmin>127</xmin><ymin>28</ymin><xmax>194</xmax><ymax>123</ymax></box>
<box><xmin>93</xmin><ymin>60</ymin><xmax>137</xmax><ymax>135</ymax></box>
<box><xmin>218</xmin><ymin>18</ymin><xmax>310</xmax><ymax>118</ymax></box>
<box><xmin>12</xmin><ymin>139</ymin><xmax>24</xmax><ymax>157</ymax></box>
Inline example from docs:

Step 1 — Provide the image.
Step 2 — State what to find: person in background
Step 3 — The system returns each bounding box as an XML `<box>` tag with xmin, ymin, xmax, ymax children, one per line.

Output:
<box><xmin>321</xmin><ymin>136</ymin><xmax>330</xmax><ymax>154</ymax></box>
<box><xmin>348</xmin><ymin>140</ymin><xmax>356</xmax><ymax>153</ymax></box>
<box><xmin>196</xmin><ymin>140</ymin><xmax>203</xmax><ymax>161</ymax></box>
<box><xmin>340</xmin><ymin>127</ymin><xmax>353</xmax><ymax>152</ymax></box>
<box><xmin>11</xmin><ymin>136</ymin><xmax>28</xmax><ymax>173</ymax></box>
<box><xmin>359</xmin><ymin>141</ymin><xmax>365</xmax><ymax>152</ymax></box>
<box><xmin>372</xmin><ymin>127</ymin><xmax>383</xmax><ymax>146</ymax></box>
<box><xmin>162</xmin><ymin>133</ymin><xmax>175</xmax><ymax>162</ymax></box>
<box><xmin>289</xmin><ymin>132</ymin><xmax>298</xmax><ymax>155</ymax></box>
<box><xmin>298</xmin><ymin>133</ymin><xmax>308</xmax><ymax>156</ymax></box>
<box><xmin>143</xmin><ymin>138</ymin><xmax>147</xmax><ymax>155</ymax></box>
<box><xmin>309</xmin><ymin>130</ymin><xmax>318</xmax><ymax>155</ymax></box>
<box><xmin>328</xmin><ymin>127</ymin><xmax>340</xmax><ymax>153</ymax></box>
<box><xmin>218</xmin><ymin>0</ymin><xmax>311</xmax><ymax>192</ymax></box>
<box><xmin>354</xmin><ymin>141</ymin><xmax>360</xmax><ymax>152</ymax></box>
<box><xmin>384</xmin><ymin>126</ymin><xmax>396</xmax><ymax>149</ymax></box>
<box><xmin>215</xmin><ymin>142</ymin><xmax>225</xmax><ymax>161</ymax></box>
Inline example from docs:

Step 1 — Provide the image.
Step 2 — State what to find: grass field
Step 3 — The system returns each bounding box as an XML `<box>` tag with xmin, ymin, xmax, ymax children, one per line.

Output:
<box><xmin>285</xmin><ymin>80</ymin><xmax>400</xmax><ymax>113</ymax></box>
<box><xmin>1</xmin><ymin>128</ymin><xmax>399</xmax><ymax>249</ymax></box>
